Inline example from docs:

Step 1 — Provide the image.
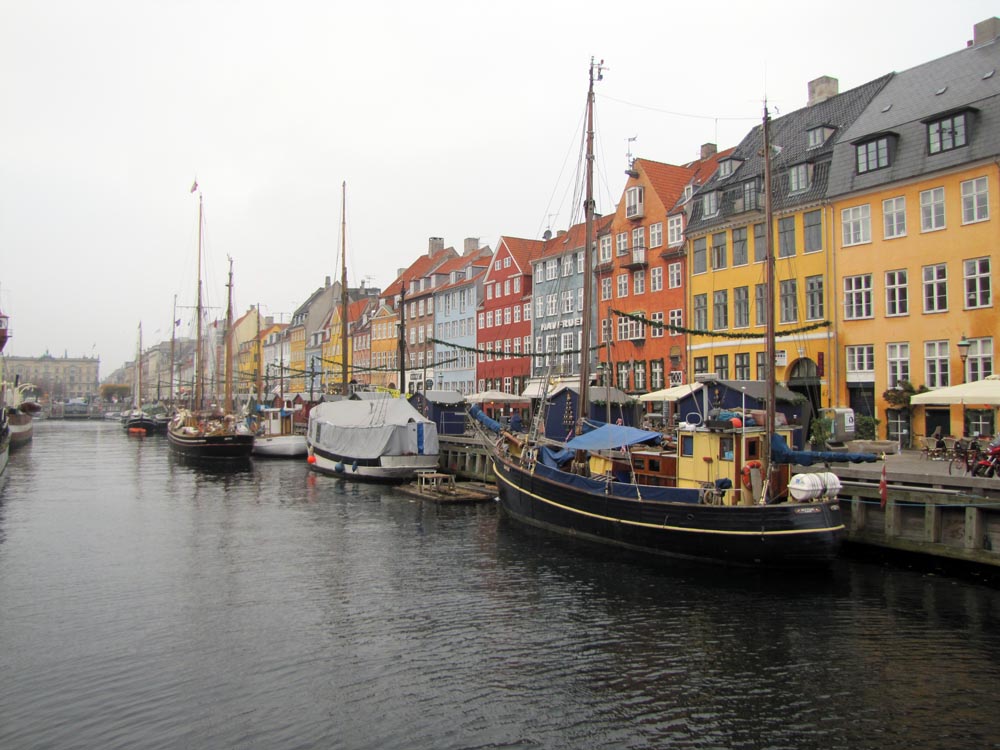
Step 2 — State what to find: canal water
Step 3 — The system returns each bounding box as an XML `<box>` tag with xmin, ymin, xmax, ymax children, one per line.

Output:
<box><xmin>1</xmin><ymin>421</ymin><xmax>999</xmax><ymax>749</ymax></box>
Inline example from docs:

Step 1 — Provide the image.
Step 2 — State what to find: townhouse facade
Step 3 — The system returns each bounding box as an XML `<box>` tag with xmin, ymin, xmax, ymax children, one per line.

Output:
<box><xmin>432</xmin><ymin>250</ymin><xmax>491</xmax><ymax>394</ymax></box>
<box><xmin>477</xmin><ymin>235</ymin><xmax>542</xmax><ymax>395</ymax></box>
<box><xmin>827</xmin><ymin>17</ymin><xmax>1000</xmax><ymax>441</ymax></box>
<box><xmin>368</xmin><ymin>301</ymin><xmax>401</xmax><ymax>390</ymax></box>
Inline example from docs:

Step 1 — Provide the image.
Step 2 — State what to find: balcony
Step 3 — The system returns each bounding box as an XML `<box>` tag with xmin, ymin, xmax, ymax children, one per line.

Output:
<box><xmin>625</xmin><ymin>200</ymin><xmax>645</xmax><ymax>220</ymax></box>
<box><xmin>623</xmin><ymin>246</ymin><xmax>648</xmax><ymax>269</ymax></box>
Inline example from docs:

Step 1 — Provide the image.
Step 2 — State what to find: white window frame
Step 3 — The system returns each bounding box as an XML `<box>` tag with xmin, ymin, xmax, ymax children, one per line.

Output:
<box><xmin>668</xmin><ymin>262</ymin><xmax>681</xmax><ymax>289</ymax></box>
<box><xmin>841</xmin><ymin>204</ymin><xmax>871</xmax><ymax>246</ymax></box>
<box><xmin>961</xmin><ymin>176</ymin><xmax>989</xmax><ymax>224</ymax></box>
<box><xmin>885</xmin><ymin>269</ymin><xmax>909</xmax><ymax>317</ymax></box>
<box><xmin>920</xmin><ymin>187</ymin><xmax>946</xmax><ymax>232</ymax></box>
<box><xmin>883</xmin><ymin>196</ymin><xmax>906</xmax><ymax>239</ymax></box>
<box><xmin>887</xmin><ymin>342</ymin><xmax>910</xmax><ymax>388</ymax></box>
<box><xmin>925</xmin><ymin>340</ymin><xmax>951</xmax><ymax>388</ymax></box>
<box><xmin>843</xmin><ymin>274</ymin><xmax>873</xmax><ymax>320</ymax></box>
<box><xmin>649</xmin><ymin>222</ymin><xmax>663</xmax><ymax>248</ymax></box>
<box><xmin>922</xmin><ymin>263</ymin><xmax>948</xmax><ymax>313</ymax></box>
<box><xmin>650</xmin><ymin>266</ymin><xmax>663</xmax><ymax>292</ymax></box>
<box><xmin>964</xmin><ymin>257</ymin><xmax>992</xmax><ymax>309</ymax></box>
<box><xmin>667</xmin><ymin>215</ymin><xmax>684</xmax><ymax>246</ymax></box>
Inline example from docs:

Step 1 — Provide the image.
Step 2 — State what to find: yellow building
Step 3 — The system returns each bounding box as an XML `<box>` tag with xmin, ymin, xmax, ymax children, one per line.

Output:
<box><xmin>684</xmin><ymin>75</ymin><xmax>889</xmax><ymax>427</ymax></box>
<box><xmin>827</xmin><ymin>21</ymin><xmax>1000</xmax><ymax>441</ymax></box>
<box><xmin>369</xmin><ymin>301</ymin><xmax>400</xmax><ymax>390</ymax></box>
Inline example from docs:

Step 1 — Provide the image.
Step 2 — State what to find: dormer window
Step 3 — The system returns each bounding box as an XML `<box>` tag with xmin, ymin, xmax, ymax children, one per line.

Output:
<box><xmin>856</xmin><ymin>135</ymin><xmax>891</xmax><ymax>173</ymax></box>
<box><xmin>717</xmin><ymin>159</ymin><xmax>741</xmax><ymax>178</ymax></box>
<box><xmin>807</xmin><ymin>126</ymin><xmax>834</xmax><ymax>148</ymax></box>
<box><xmin>788</xmin><ymin>163</ymin><xmax>812</xmax><ymax>193</ymax></box>
<box><xmin>927</xmin><ymin>111</ymin><xmax>968</xmax><ymax>154</ymax></box>
<box><xmin>683</xmin><ymin>184</ymin><xmax>693</xmax><ymax>202</ymax></box>
<box><xmin>701</xmin><ymin>191</ymin><xmax>719</xmax><ymax>217</ymax></box>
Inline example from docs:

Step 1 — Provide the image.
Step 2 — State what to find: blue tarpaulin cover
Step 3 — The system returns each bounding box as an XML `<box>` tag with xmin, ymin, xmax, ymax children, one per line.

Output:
<box><xmin>770</xmin><ymin>433</ymin><xmax>878</xmax><ymax>466</ymax></box>
<box><xmin>564</xmin><ymin>424</ymin><xmax>663</xmax><ymax>451</ymax></box>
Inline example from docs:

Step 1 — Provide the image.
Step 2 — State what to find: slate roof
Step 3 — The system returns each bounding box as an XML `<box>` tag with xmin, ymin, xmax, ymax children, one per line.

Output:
<box><xmin>686</xmin><ymin>74</ymin><xmax>892</xmax><ymax>235</ymax></box>
<box><xmin>828</xmin><ymin>37</ymin><xmax>1000</xmax><ymax>196</ymax></box>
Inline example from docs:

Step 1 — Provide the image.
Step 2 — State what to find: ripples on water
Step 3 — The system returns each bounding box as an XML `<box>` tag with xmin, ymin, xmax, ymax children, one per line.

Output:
<box><xmin>1</xmin><ymin>421</ymin><xmax>999</xmax><ymax>749</ymax></box>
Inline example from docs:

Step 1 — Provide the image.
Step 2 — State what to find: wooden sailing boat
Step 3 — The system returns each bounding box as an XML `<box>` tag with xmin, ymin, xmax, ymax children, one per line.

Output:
<box><xmin>470</xmin><ymin>61</ymin><xmax>877</xmax><ymax>566</ymax></box>
<box><xmin>167</xmin><ymin>192</ymin><xmax>254</xmax><ymax>460</ymax></box>
<box><xmin>122</xmin><ymin>323</ymin><xmax>161</xmax><ymax>434</ymax></box>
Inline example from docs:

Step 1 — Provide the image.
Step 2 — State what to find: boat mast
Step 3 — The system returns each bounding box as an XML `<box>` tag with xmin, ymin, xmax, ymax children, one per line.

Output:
<box><xmin>195</xmin><ymin>194</ymin><xmax>204</xmax><ymax>412</ymax></box>
<box><xmin>578</xmin><ymin>57</ymin><xmax>603</xmax><ymax>430</ymax></box>
<box><xmin>398</xmin><ymin>287</ymin><xmax>406</xmax><ymax>393</ymax></box>
<box><xmin>256</xmin><ymin>303</ymin><xmax>262</xmax><ymax>402</ymax></box>
<box><xmin>170</xmin><ymin>294</ymin><xmax>177</xmax><ymax>406</ymax></box>
<box><xmin>761</xmin><ymin>103</ymin><xmax>776</xmax><ymax>501</ymax></box>
<box><xmin>135</xmin><ymin>322</ymin><xmax>142</xmax><ymax>410</ymax></box>
<box><xmin>340</xmin><ymin>180</ymin><xmax>350</xmax><ymax>396</ymax></box>
<box><xmin>224</xmin><ymin>257</ymin><xmax>234</xmax><ymax>414</ymax></box>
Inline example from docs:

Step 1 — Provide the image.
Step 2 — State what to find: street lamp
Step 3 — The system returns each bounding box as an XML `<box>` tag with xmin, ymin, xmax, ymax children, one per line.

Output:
<box><xmin>956</xmin><ymin>333</ymin><xmax>971</xmax><ymax>384</ymax></box>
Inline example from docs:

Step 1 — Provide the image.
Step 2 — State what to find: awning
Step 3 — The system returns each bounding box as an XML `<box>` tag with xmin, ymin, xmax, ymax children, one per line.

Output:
<box><xmin>467</xmin><ymin>389</ymin><xmax>527</xmax><ymax>404</ymax></box>
<box><xmin>910</xmin><ymin>374</ymin><xmax>1000</xmax><ymax>406</ymax></box>
<box><xmin>638</xmin><ymin>383</ymin><xmax>704</xmax><ymax>402</ymax></box>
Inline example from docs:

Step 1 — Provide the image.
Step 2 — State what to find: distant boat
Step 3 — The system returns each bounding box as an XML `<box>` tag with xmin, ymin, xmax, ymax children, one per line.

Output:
<box><xmin>122</xmin><ymin>323</ymin><xmax>162</xmax><ymax>435</ymax></box>
<box><xmin>5</xmin><ymin>382</ymin><xmax>40</xmax><ymax>448</ymax></box>
<box><xmin>167</xmin><ymin>192</ymin><xmax>254</xmax><ymax>460</ymax></box>
<box><xmin>0</xmin><ymin>307</ymin><xmax>10</xmax><ymax>476</ymax></box>
<box><xmin>307</xmin><ymin>395</ymin><xmax>439</xmax><ymax>481</ymax></box>
<box><xmin>252</xmin><ymin>406</ymin><xmax>307</xmax><ymax>458</ymax></box>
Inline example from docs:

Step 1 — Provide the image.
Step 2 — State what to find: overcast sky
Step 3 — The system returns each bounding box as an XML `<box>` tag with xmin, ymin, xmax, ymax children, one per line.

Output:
<box><xmin>2</xmin><ymin>0</ymin><xmax>997</xmax><ymax>378</ymax></box>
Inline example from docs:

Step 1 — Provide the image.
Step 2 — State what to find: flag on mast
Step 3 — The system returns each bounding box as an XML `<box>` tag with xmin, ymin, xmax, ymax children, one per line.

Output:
<box><xmin>190</xmin><ymin>179</ymin><xmax>198</xmax><ymax>193</ymax></box>
<box><xmin>879</xmin><ymin>463</ymin><xmax>888</xmax><ymax>508</ymax></box>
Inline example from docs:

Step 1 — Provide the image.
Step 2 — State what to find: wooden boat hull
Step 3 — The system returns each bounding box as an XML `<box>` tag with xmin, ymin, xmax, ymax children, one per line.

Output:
<box><xmin>7</xmin><ymin>411</ymin><xmax>32</xmax><ymax>447</ymax></box>
<box><xmin>122</xmin><ymin>414</ymin><xmax>164</xmax><ymax>435</ymax></box>
<box><xmin>492</xmin><ymin>455</ymin><xmax>844</xmax><ymax>567</ymax></box>
<box><xmin>167</xmin><ymin>430</ymin><xmax>254</xmax><ymax>460</ymax></box>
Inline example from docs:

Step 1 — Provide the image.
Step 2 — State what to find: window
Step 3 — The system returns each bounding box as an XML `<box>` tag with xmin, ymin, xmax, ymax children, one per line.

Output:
<box><xmin>756</xmin><ymin>352</ymin><xmax>769</xmax><ymax>381</ymax></box>
<box><xmin>734</xmin><ymin>352</ymin><xmax>751</xmax><ymax>380</ymax></box>
<box><xmin>534</xmin><ymin>263</ymin><xmax>543</xmax><ymax>283</ymax></box>
<box><xmin>887</xmin><ymin>343</ymin><xmax>910</xmax><ymax>388</ymax></box>
<box><xmin>732</xmin><ymin>227</ymin><xmax>748</xmax><ymax>266</ymax></box>
<box><xmin>734</xmin><ymin>286</ymin><xmax>749</xmax><ymax>328</ymax></box>
<box><xmin>577</xmin><ymin>251</ymin><xmax>584</xmax><ymax>274</ymax></box>
<box><xmin>486</xmin><ymin>310</ymin><xmax>493</xmax><ymax>328</ymax></box>
<box><xmin>561</xmin><ymin>291</ymin><xmax>573</xmax><ymax>313</ymax></box>
<box><xmin>805</xmin><ymin>275</ymin><xmax>824</xmax><ymax>320</ymax></box>
<box><xmin>928</xmin><ymin>112</ymin><xmax>967</xmax><ymax>154</ymax></box>
<box><xmin>694</xmin><ymin>356</ymin><xmax>709</xmax><ymax>375</ymax></box>
<box><xmin>755</xmin><ymin>284</ymin><xmax>766</xmax><ymax>326</ymax></box>
<box><xmin>711</xmin><ymin>232</ymin><xmax>727</xmax><ymax>270</ymax></box>
<box><xmin>961</xmin><ymin>176</ymin><xmax>989</xmax><ymax>224</ymax></box>
<box><xmin>718</xmin><ymin>159</ymin><xmax>736</xmax><ymax>178</ymax></box>
<box><xmin>649</xmin><ymin>222</ymin><xmax>663</xmax><ymax>248</ymax></box>
<box><xmin>632</xmin><ymin>226</ymin><xmax>645</xmax><ymax>250</ymax></box>
<box><xmin>846</xmin><ymin>345</ymin><xmax>874</xmax><ymax>378</ymax></box>
<box><xmin>964</xmin><ymin>257</ymin><xmax>991</xmax><ymax>308</ymax></box>
<box><xmin>633</xmin><ymin>270</ymin><xmax>645</xmax><ymax>295</ymax></box>
<box><xmin>633</xmin><ymin>361</ymin><xmax>646</xmax><ymax>391</ymax></box>
<box><xmin>778</xmin><ymin>217</ymin><xmax>795</xmax><ymax>257</ymax></box>
<box><xmin>504</xmin><ymin>257</ymin><xmax>511</xmax><ymax>268</ymax></box>
<box><xmin>788</xmin><ymin>163</ymin><xmax>811</xmax><ymax>192</ymax></box>
<box><xmin>713</xmin><ymin>290</ymin><xmax>728</xmax><ymax>329</ymax></box>
<box><xmin>478</xmin><ymin>312</ymin><xmax>485</xmax><ymax>329</ymax></box>
<box><xmin>742</xmin><ymin>179</ymin><xmax>761</xmax><ymax>211</ymax></box>
<box><xmin>668</xmin><ymin>308</ymin><xmax>683</xmax><ymax>332</ymax></box>
<box><xmin>617</xmin><ymin>362</ymin><xmax>630</xmax><ymax>390</ymax></box>
<box><xmin>966</xmin><ymin>337</ymin><xmax>994</xmax><ymax>382</ymax></box>
<box><xmin>779</xmin><ymin>279</ymin><xmax>798</xmax><ymax>323</ymax></box>
<box><xmin>693</xmin><ymin>294</ymin><xmax>708</xmax><ymax>331</ymax></box>
<box><xmin>651</xmin><ymin>360</ymin><xmax>664</xmax><ymax>390</ymax></box>
<box><xmin>885</xmin><ymin>270</ymin><xmax>909</xmax><ymax>317</ymax></box>
<box><xmin>650</xmin><ymin>266</ymin><xmax>663</xmax><ymax>292</ymax></box>
<box><xmin>504</xmin><ymin>279</ymin><xmax>510</xmax><ymax>296</ymax></box>
<box><xmin>856</xmin><ymin>137</ymin><xmax>890</xmax><ymax>173</ymax></box>
<box><xmin>599</xmin><ymin>235</ymin><xmax>612</xmax><ymax>263</ymax></box>
<box><xmin>513</xmin><ymin>305</ymin><xmax>520</xmax><ymax>323</ymax></box>
<box><xmin>667</xmin><ymin>215</ymin><xmax>684</xmax><ymax>246</ymax></box>
<box><xmin>626</xmin><ymin>186</ymin><xmax>644</xmax><ymax>218</ymax></box>
<box><xmin>753</xmin><ymin>222</ymin><xmax>766</xmax><ymax>262</ymax></box>
<box><xmin>920</xmin><ymin>187</ymin><xmax>945</xmax><ymax>231</ymax></box>
<box><xmin>651</xmin><ymin>311</ymin><xmax>664</xmax><ymax>338</ymax></box>
<box><xmin>600</xmin><ymin>318</ymin><xmax>611</xmax><ymax>343</ymax></box>
<box><xmin>922</xmin><ymin>263</ymin><xmax>948</xmax><ymax>313</ymax></box>
<box><xmin>844</xmin><ymin>274</ymin><xmax>873</xmax><ymax>320</ymax></box>
<box><xmin>600</xmin><ymin>277</ymin><xmax>612</xmax><ymax>301</ymax></box>
<box><xmin>803</xmin><ymin>210</ymin><xmax>822</xmax><ymax>253</ymax></box>
<box><xmin>546</xmin><ymin>259</ymin><xmax>558</xmax><ymax>280</ymax></box>
<box><xmin>546</xmin><ymin>294</ymin><xmax>557</xmax><ymax>316</ymax></box>
<box><xmin>535</xmin><ymin>297</ymin><xmax>545</xmax><ymax>319</ymax></box>
<box><xmin>713</xmin><ymin>355</ymin><xmax>729</xmax><ymax>380</ymax></box>
<box><xmin>513</xmin><ymin>277</ymin><xmax>520</xmax><ymax>293</ymax></box>
<box><xmin>617</xmin><ymin>274</ymin><xmax>628</xmax><ymax>298</ymax></box>
<box><xmin>693</xmin><ymin>237</ymin><xmax>707</xmax><ymax>274</ymax></box>
<box><xmin>562</xmin><ymin>255</ymin><xmax>573</xmax><ymax>276</ymax></box>
<box><xmin>523</xmin><ymin>302</ymin><xmax>530</xmax><ymax>321</ymax></box>
<box><xmin>807</xmin><ymin>127</ymin><xmax>829</xmax><ymax>148</ymax></box>
<box><xmin>841</xmin><ymin>205</ymin><xmax>871</xmax><ymax>246</ymax></box>
<box><xmin>925</xmin><ymin>340</ymin><xmax>951</xmax><ymax>388</ymax></box>
<box><xmin>883</xmin><ymin>196</ymin><xmax>906</xmax><ymax>238</ymax></box>
<box><xmin>702</xmin><ymin>191</ymin><xmax>719</xmax><ymax>217</ymax></box>
<box><xmin>616</xmin><ymin>232</ymin><xmax>629</xmax><ymax>256</ymax></box>
<box><xmin>617</xmin><ymin>314</ymin><xmax>645</xmax><ymax>341</ymax></box>
<box><xmin>668</xmin><ymin>262</ymin><xmax>681</xmax><ymax>289</ymax></box>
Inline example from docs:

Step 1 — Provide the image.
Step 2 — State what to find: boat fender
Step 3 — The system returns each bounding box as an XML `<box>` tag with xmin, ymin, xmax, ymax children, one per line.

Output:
<box><xmin>741</xmin><ymin>460</ymin><xmax>763</xmax><ymax>488</ymax></box>
<box><xmin>335</xmin><ymin>462</ymin><xmax>345</xmax><ymax>473</ymax></box>
<box><xmin>351</xmin><ymin>460</ymin><xmax>359</xmax><ymax>472</ymax></box>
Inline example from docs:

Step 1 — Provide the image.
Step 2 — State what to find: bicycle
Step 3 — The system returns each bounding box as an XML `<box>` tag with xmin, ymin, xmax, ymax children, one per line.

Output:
<box><xmin>948</xmin><ymin>436</ymin><xmax>983</xmax><ymax>476</ymax></box>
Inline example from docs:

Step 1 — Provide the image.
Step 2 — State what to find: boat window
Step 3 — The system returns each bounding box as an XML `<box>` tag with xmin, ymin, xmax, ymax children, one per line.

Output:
<box><xmin>745</xmin><ymin>438</ymin><xmax>760</xmax><ymax>460</ymax></box>
<box><xmin>720</xmin><ymin>437</ymin><xmax>734</xmax><ymax>461</ymax></box>
<box><xmin>633</xmin><ymin>458</ymin><xmax>645</xmax><ymax>470</ymax></box>
<box><xmin>648</xmin><ymin>459</ymin><xmax>661</xmax><ymax>473</ymax></box>
<box><xmin>681</xmin><ymin>435</ymin><xmax>694</xmax><ymax>457</ymax></box>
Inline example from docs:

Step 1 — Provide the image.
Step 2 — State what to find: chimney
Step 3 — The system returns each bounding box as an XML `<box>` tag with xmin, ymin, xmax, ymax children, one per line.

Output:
<box><xmin>325</xmin><ymin>275</ymin><xmax>331</xmax><ymax>288</ymax></box>
<box><xmin>973</xmin><ymin>17</ymin><xmax>1000</xmax><ymax>46</ymax></box>
<box><xmin>428</xmin><ymin>236</ymin><xmax>444</xmax><ymax>256</ymax></box>
<box><xmin>808</xmin><ymin>76</ymin><xmax>839</xmax><ymax>106</ymax></box>
<box><xmin>700</xmin><ymin>143</ymin><xmax>717</xmax><ymax>159</ymax></box>
<box><xmin>463</xmin><ymin>237</ymin><xmax>479</xmax><ymax>254</ymax></box>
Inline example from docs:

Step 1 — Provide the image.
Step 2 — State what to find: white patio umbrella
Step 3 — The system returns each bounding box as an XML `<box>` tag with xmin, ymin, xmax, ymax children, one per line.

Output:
<box><xmin>910</xmin><ymin>374</ymin><xmax>1000</xmax><ymax>405</ymax></box>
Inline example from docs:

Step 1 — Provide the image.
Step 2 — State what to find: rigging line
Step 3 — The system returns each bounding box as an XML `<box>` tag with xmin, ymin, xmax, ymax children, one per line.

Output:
<box><xmin>597</xmin><ymin>92</ymin><xmax>760</xmax><ymax>122</ymax></box>
<box><xmin>535</xmin><ymin>103</ymin><xmax>589</xmax><ymax>239</ymax></box>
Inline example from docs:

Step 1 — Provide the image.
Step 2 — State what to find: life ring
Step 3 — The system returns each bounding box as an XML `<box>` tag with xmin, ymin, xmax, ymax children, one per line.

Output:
<box><xmin>741</xmin><ymin>460</ymin><xmax>763</xmax><ymax>488</ymax></box>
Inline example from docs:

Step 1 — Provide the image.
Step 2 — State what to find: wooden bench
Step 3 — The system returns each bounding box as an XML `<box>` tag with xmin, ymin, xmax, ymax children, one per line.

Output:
<box><xmin>416</xmin><ymin>471</ymin><xmax>456</xmax><ymax>494</ymax></box>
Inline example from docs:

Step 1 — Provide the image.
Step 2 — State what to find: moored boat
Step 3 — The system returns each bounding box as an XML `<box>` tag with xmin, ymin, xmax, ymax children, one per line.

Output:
<box><xmin>252</xmin><ymin>406</ymin><xmax>307</xmax><ymax>458</ymax></box>
<box><xmin>307</xmin><ymin>395</ymin><xmax>439</xmax><ymax>481</ymax></box>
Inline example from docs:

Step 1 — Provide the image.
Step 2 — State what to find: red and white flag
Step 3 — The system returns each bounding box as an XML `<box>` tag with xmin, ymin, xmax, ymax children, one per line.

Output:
<box><xmin>190</xmin><ymin>179</ymin><xmax>198</xmax><ymax>193</ymax></box>
<box><xmin>879</xmin><ymin>463</ymin><xmax>888</xmax><ymax>508</ymax></box>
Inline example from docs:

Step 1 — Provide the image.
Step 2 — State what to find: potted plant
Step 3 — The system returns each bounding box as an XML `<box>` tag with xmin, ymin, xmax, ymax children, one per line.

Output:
<box><xmin>809</xmin><ymin>417</ymin><xmax>833</xmax><ymax>450</ymax></box>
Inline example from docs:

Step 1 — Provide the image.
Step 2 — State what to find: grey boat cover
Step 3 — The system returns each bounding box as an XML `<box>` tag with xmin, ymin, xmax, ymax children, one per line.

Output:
<box><xmin>308</xmin><ymin>397</ymin><xmax>439</xmax><ymax>460</ymax></box>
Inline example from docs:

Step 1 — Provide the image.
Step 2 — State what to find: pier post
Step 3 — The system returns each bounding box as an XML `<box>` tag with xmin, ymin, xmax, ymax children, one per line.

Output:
<box><xmin>964</xmin><ymin>506</ymin><xmax>983</xmax><ymax>551</ymax></box>
<box><xmin>925</xmin><ymin>503</ymin><xmax>942</xmax><ymax>543</ymax></box>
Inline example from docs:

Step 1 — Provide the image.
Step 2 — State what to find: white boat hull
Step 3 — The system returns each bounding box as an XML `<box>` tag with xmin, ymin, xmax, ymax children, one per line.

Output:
<box><xmin>252</xmin><ymin>434</ymin><xmax>307</xmax><ymax>457</ymax></box>
<box><xmin>309</xmin><ymin>448</ymin><xmax>439</xmax><ymax>481</ymax></box>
